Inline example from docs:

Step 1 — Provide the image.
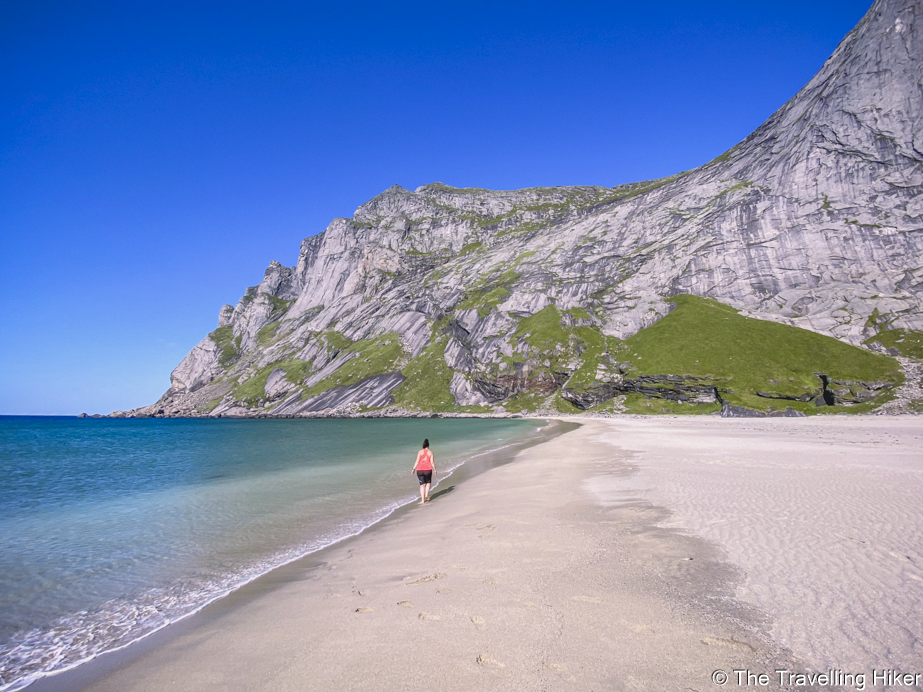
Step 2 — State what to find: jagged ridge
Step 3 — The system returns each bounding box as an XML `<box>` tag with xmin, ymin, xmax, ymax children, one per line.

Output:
<box><xmin>126</xmin><ymin>0</ymin><xmax>923</xmax><ymax>418</ymax></box>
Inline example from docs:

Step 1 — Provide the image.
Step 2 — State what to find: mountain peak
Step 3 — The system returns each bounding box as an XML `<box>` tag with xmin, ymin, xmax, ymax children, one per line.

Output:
<box><xmin>131</xmin><ymin>0</ymin><xmax>923</xmax><ymax>419</ymax></box>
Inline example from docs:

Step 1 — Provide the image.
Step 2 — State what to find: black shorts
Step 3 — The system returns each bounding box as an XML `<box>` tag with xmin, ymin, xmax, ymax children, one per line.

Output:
<box><xmin>417</xmin><ymin>471</ymin><xmax>432</xmax><ymax>485</ymax></box>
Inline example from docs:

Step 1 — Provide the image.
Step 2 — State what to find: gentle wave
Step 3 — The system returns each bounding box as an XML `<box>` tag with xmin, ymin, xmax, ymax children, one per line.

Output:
<box><xmin>0</xmin><ymin>507</ymin><xmax>395</xmax><ymax>692</ymax></box>
<box><xmin>0</xmin><ymin>431</ymin><xmax>525</xmax><ymax>692</ymax></box>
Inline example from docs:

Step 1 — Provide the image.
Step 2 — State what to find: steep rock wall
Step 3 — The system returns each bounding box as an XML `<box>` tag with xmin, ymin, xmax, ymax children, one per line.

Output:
<box><xmin>134</xmin><ymin>0</ymin><xmax>922</xmax><ymax>418</ymax></box>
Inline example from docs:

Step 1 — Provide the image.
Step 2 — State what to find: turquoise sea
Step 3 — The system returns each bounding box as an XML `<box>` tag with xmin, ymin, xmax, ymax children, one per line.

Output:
<box><xmin>0</xmin><ymin>416</ymin><xmax>541</xmax><ymax>691</ymax></box>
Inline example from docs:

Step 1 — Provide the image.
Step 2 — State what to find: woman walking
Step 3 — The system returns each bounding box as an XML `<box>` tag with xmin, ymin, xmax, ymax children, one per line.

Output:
<box><xmin>412</xmin><ymin>439</ymin><xmax>436</xmax><ymax>504</ymax></box>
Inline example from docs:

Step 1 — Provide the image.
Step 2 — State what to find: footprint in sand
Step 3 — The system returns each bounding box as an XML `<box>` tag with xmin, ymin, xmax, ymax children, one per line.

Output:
<box><xmin>471</xmin><ymin>616</ymin><xmax>485</xmax><ymax>625</ymax></box>
<box><xmin>355</xmin><ymin>607</ymin><xmax>375</xmax><ymax>613</ymax></box>
<box><xmin>476</xmin><ymin>654</ymin><xmax>505</xmax><ymax>668</ymax></box>
<box><xmin>418</xmin><ymin>612</ymin><xmax>440</xmax><ymax>620</ymax></box>
<box><xmin>544</xmin><ymin>662</ymin><xmax>567</xmax><ymax>674</ymax></box>
<box><xmin>702</xmin><ymin>636</ymin><xmax>755</xmax><ymax>652</ymax></box>
<box><xmin>407</xmin><ymin>573</ymin><xmax>447</xmax><ymax>585</ymax></box>
<box><xmin>358</xmin><ymin>590</ymin><xmax>369</xmax><ymax>596</ymax></box>
<box><xmin>572</xmin><ymin>595</ymin><xmax>601</xmax><ymax>604</ymax></box>
<box><xmin>483</xmin><ymin>577</ymin><xmax>499</xmax><ymax>585</ymax></box>
<box><xmin>476</xmin><ymin>524</ymin><xmax>496</xmax><ymax>531</ymax></box>
<box><xmin>397</xmin><ymin>601</ymin><xmax>413</xmax><ymax>607</ymax></box>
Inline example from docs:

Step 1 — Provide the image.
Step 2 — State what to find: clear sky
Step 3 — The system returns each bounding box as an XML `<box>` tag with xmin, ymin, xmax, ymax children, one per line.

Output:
<box><xmin>1</xmin><ymin>0</ymin><xmax>873</xmax><ymax>415</ymax></box>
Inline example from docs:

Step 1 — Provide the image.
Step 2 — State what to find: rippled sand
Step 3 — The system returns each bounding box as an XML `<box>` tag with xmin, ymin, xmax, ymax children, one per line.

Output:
<box><xmin>590</xmin><ymin>416</ymin><xmax>923</xmax><ymax>672</ymax></box>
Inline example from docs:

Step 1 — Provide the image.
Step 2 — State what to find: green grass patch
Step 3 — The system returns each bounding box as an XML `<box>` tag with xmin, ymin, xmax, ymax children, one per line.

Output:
<box><xmin>509</xmin><ymin>306</ymin><xmax>622</xmax><ymax>395</ymax></box>
<box><xmin>501</xmin><ymin>390</ymin><xmax>540</xmax><ymax>413</ymax></box>
<box><xmin>201</xmin><ymin>396</ymin><xmax>224</xmax><ymax>413</ymax></box>
<box><xmin>552</xmin><ymin>392</ymin><xmax>581</xmax><ymax>414</ymax></box>
<box><xmin>514</xmin><ymin>306</ymin><xmax>619</xmax><ymax>390</ymax></box>
<box><xmin>425</xmin><ymin>182</ymin><xmax>494</xmax><ymax>195</ymax></box>
<box><xmin>704</xmin><ymin>144</ymin><xmax>738</xmax><ymax>167</ymax></box>
<box><xmin>458</xmin><ymin>241</ymin><xmax>483</xmax><ymax>255</ymax></box>
<box><xmin>714</xmin><ymin>180</ymin><xmax>753</xmax><ymax>200</ymax></box>
<box><xmin>516</xmin><ymin>305</ymin><xmax>570</xmax><ymax>353</ymax></box>
<box><xmin>278</xmin><ymin>359</ymin><xmax>312</xmax><ymax>384</ymax></box>
<box><xmin>233</xmin><ymin>359</ymin><xmax>312</xmax><ymax>406</ymax></box>
<box><xmin>257</xmin><ymin>322</ymin><xmax>280</xmax><ymax>346</ymax></box>
<box><xmin>321</xmin><ymin>330</ymin><xmax>353</xmax><ymax>353</ymax></box>
<box><xmin>584</xmin><ymin>397</ymin><xmax>620</xmax><ymax>414</ymax></box>
<box><xmin>208</xmin><ymin>326</ymin><xmax>239</xmax><ymax>366</ymax></box>
<box><xmin>456</xmin><ymin>286</ymin><xmax>510</xmax><ymax>317</ymax></box>
<box><xmin>496</xmin><ymin>220</ymin><xmax>544</xmax><ymax>237</ymax></box>
<box><xmin>863</xmin><ymin>328</ymin><xmax>923</xmax><ymax>360</ymax></box>
<box><xmin>600</xmin><ymin>172</ymin><xmax>689</xmax><ymax>204</ymax></box>
<box><xmin>266</xmin><ymin>295</ymin><xmax>294</xmax><ymax>315</ymax></box>
<box><xmin>301</xmin><ymin>332</ymin><xmax>405</xmax><ymax>400</ymax></box>
<box><xmin>622</xmin><ymin>393</ymin><xmax>658</xmax><ymax>414</ymax></box>
<box><xmin>392</xmin><ymin>339</ymin><xmax>459</xmax><ymax>412</ymax></box>
<box><xmin>453</xmin><ymin>270</ymin><xmax>520</xmax><ymax>317</ymax></box>
<box><xmin>234</xmin><ymin>365</ymin><xmax>278</xmax><ymax>406</ymax></box>
<box><xmin>564</xmin><ymin>324</ymin><xmax>621</xmax><ymax>388</ymax></box>
<box><xmin>622</xmin><ymin>295</ymin><xmax>902</xmax><ymax>412</ymax></box>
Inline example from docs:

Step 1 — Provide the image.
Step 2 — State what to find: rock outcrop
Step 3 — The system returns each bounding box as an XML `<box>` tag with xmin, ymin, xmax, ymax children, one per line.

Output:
<box><xmin>129</xmin><ymin>0</ymin><xmax>922</xmax><ymax>418</ymax></box>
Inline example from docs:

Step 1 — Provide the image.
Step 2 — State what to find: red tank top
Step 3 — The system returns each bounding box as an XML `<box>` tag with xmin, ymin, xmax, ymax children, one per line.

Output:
<box><xmin>417</xmin><ymin>449</ymin><xmax>433</xmax><ymax>471</ymax></box>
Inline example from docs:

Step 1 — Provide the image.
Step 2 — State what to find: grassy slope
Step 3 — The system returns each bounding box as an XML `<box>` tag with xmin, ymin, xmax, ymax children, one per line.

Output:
<box><xmin>863</xmin><ymin>328</ymin><xmax>923</xmax><ymax>360</ymax></box>
<box><xmin>620</xmin><ymin>295</ymin><xmax>901</xmax><ymax>414</ymax></box>
<box><xmin>297</xmin><ymin>332</ymin><xmax>404</xmax><ymax>400</ymax></box>
<box><xmin>864</xmin><ymin>327</ymin><xmax>923</xmax><ymax>413</ymax></box>
<box><xmin>233</xmin><ymin>331</ymin><xmax>404</xmax><ymax>408</ymax></box>
<box><xmin>225</xmin><ymin>294</ymin><xmax>903</xmax><ymax>415</ymax></box>
<box><xmin>514</xmin><ymin>305</ymin><xmax>620</xmax><ymax>392</ymax></box>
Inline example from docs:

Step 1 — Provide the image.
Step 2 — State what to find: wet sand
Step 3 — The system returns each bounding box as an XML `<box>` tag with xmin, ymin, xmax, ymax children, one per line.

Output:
<box><xmin>30</xmin><ymin>416</ymin><xmax>923</xmax><ymax>691</ymax></box>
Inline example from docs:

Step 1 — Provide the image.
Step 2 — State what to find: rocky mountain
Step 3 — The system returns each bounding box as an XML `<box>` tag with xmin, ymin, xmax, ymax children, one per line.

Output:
<box><xmin>127</xmin><ymin>0</ymin><xmax>923</xmax><ymax>418</ymax></box>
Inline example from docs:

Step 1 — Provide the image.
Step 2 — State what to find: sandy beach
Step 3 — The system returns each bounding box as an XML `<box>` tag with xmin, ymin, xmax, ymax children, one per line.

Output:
<box><xmin>30</xmin><ymin>416</ymin><xmax>923</xmax><ymax>692</ymax></box>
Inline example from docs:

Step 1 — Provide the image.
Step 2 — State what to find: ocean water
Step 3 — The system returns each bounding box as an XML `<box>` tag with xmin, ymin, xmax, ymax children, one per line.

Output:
<box><xmin>0</xmin><ymin>416</ymin><xmax>540</xmax><ymax>691</ymax></box>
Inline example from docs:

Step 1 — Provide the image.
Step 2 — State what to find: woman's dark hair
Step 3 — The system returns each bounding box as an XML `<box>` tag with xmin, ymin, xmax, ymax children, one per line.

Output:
<box><xmin>422</xmin><ymin>439</ymin><xmax>429</xmax><ymax>449</ymax></box>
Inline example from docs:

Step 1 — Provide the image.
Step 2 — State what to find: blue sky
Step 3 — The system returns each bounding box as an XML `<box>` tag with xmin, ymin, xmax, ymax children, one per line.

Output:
<box><xmin>1</xmin><ymin>0</ymin><xmax>872</xmax><ymax>415</ymax></box>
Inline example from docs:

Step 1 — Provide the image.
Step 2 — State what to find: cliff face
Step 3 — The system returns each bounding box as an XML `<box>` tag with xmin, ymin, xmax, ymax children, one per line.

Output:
<box><xmin>134</xmin><ymin>0</ymin><xmax>923</xmax><ymax>417</ymax></box>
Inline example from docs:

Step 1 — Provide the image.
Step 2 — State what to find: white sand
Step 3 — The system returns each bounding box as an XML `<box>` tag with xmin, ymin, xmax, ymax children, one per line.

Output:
<box><xmin>590</xmin><ymin>416</ymin><xmax>923</xmax><ymax>672</ymax></box>
<box><xmin>30</xmin><ymin>416</ymin><xmax>923</xmax><ymax>692</ymax></box>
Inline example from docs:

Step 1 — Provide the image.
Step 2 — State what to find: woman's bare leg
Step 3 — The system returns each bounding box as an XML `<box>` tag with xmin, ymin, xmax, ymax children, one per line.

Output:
<box><xmin>423</xmin><ymin>482</ymin><xmax>431</xmax><ymax>501</ymax></box>
<box><xmin>419</xmin><ymin>482</ymin><xmax>426</xmax><ymax>504</ymax></box>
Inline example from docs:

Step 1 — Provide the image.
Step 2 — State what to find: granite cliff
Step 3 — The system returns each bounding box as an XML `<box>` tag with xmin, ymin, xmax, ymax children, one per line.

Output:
<box><xmin>127</xmin><ymin>0</ymin><xmax>923</xmax><ymax>418</ymax></box>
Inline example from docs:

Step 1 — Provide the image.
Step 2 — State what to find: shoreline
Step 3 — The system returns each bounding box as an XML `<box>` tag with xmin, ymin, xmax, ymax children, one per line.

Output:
<box><xmin>19</xmin><ymin>415</ymin><xmax>923</xmax><ymax>691</ymax></box>
<box><xmin>26</xmin><ymin>419</ymin><xmax>799</xmax><ymax>692</ymax></box>
<box><xmin>18</xmin><ymin>418</ymin><xmax>575</xmax><ymax>692</ymax></box>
